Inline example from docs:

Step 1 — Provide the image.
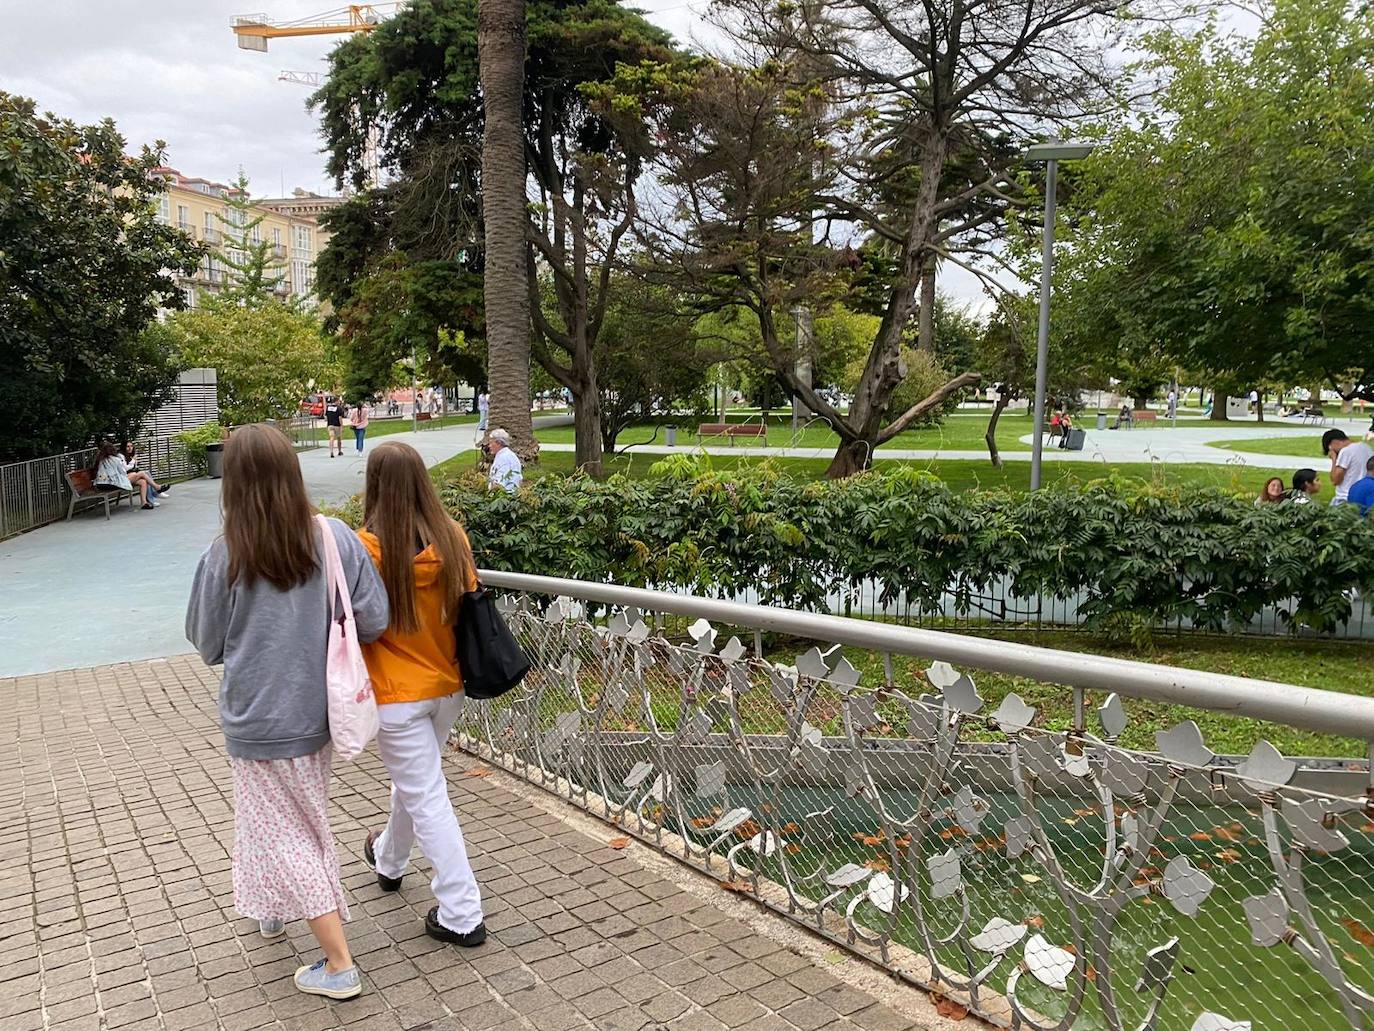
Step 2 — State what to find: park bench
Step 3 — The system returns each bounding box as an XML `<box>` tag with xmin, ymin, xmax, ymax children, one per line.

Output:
<box><xmin>727</xmin><ymin>424</ymin><xmax>768</xmax><ymax>443</ymax></box>
<box><xmin>1301</xmin><ymin>407</ymin><xmax>1329</xmax><ymax>426</ymax></box>
<box><xmin>1130</xmin><ymin>410</ymin><xmax>1158</xmax><ymax>428</ymax></box>
<box><xmin>64</xmin><ymin>469</ymin><xmax>136</xmax><ymax>522</ymax></box>
<box><xmin>696</xmin><ymin>423</ymin><xmax>731</xmax><ymax>443</ymax></box>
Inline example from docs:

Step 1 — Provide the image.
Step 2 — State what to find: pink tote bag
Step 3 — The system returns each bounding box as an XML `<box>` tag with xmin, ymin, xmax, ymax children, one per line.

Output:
<box><xmin>316</xmin><ymin>514</ymin><xmax>379</xmax><ymax>760</ymax></box>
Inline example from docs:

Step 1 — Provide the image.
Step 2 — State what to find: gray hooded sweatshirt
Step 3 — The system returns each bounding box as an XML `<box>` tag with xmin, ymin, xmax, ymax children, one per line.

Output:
<box><xmin>186</xmin><ymin>517</ymin><xmax>390</xmax><ymax>760</ymax></box>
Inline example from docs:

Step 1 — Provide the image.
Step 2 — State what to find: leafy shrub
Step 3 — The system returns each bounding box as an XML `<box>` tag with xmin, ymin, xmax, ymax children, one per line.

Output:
<box><xmin>334</xmin><ymin>467</ymin><xmax>1374</xmax><ymax>637</ymax></box>
<box><xmin>175</xmin><ymin>422</ymin><xmax>225</xmax><ymax>476</ymax></box>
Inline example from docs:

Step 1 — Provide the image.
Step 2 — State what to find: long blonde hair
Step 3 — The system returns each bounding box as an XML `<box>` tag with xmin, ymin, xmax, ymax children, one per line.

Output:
<box><xmin>362</xmin><ymin>441</ymin><xmax>476</xmax><ymax>634</ymax></box>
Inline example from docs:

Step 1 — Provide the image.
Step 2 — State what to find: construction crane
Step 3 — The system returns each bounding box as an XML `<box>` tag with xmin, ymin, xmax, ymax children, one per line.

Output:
<box><xmin>232</xmin><ymin>4</ymin><xmax>404</xmax><ymax>51</ymax></box>
<box><xmin>278</xmin><ymin>69</ymin><xmax>381</xmax><ymax>185</ymax></box>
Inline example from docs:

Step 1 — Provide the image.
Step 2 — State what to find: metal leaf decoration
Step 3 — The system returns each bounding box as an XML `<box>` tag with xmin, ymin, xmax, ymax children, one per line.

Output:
<box><xmin>942</xmin><ymin>674</ymin><xmax>983</xmax><ymax>714</ymax></box>
<box><xmin>745</xmin><ymin>830</ymin><xmax>780</xmax><ymax>857</ymax></box>
<box><xmin>1280</xmin><ymin>797</ymin><xmax>1349</xmax><ymax>853</ymax></box>
<box><xmin>687</xmin><ymin>618</ymin><xmax>717</xmax><ymax>654</ymax></box>
<box><xmin>925</xmin><ymin>660</ymin><xmax>960</xmax><ymax>689</ymax></box>
<box><xmin>993</xmin><ymin>693</ymin><xmax>1037</xmax><ymax>734</ymax></box>
<box><xmin>1192</xmin><ymin>1014</ymin><xmax>1252</xmax><ymax>1031</ymax></box>
<box><xmin>1156</xmin><ymin>720</ymin><xmax>1215</xmax><ymax>767</ymax></box>
<box><xmin>825</xmin><ymin>863</ymin><xmax>872</xmax><ymax>889</ymax></box>
<box><xmin>1100</xmin><ymin>749</ymin><xmax>1151</xmax><ymax>798</ymax></box>
<box><xmin>970</xmin><ymin>917</ymin><xmax>1027</xmax><ymax>956</ymax></box>
<box><xmin>1236</xmin><ymin>740</ymin><xmax>1296</xmax><ymax>791</ymax></box>
<box><xmin>906</xmin><ymin>698</ymin><xmax>941</xmax><ymax>740</ymax></box>
<box><xmin>718</xmin><ymin>636</ymin><xmax>748</xmax><ymax>663</ymax></box>
<box><xmin>796</xmin><ymin>647</ymin><xmax>832</xmax><ymax>680</ymax></box>
<box><xmin>695</xmin><ymin>761</ymin><xmax>727</xmax><ymax>799</ymax></box>
<box><xmin>1134</xmin><ymin>937</ymin><xmax>1179</xmax><ymax>994</ymax></box>
<box><xmin>847</xmin><ymin>695</ymin><xmax>881</xmax><ymax>733</ymax></box>
<box><xmin>1024</xmin><ymin>934</ymin><xmax>1076</xmax><ymax>991</ymax></box>
<box><xmin>1097</xmin><ymin>693</ymin><xmax>1127</xmax><ymax>739</ymax></box>
<box><xmin>830</xmin><ymin>657</ymin><xmax>862</xmax><ymax>690</ymax></box>
<box><xmin>1162</xmin><ymin>856</ymin><xmax>1214</xmax><ymax>917</ymax></box>
<box><xmin>623</xmin><ymin>761</ymin><xmax>654</xmax><ymax>789</ymax></box>
<box><xmin>928</xmin><ymin>847</ymin><xmax>962</xmax><ymax>900</ymax></box>
<box><xmin>866</xmin><ymin>872</ymin><xmax>910</xmax><ymax>914</ymax></box>
<box><xmin>1241</xmin><ymin>889</ymin><xmax>1289</xmax><ymax>947</ymax></box>
<box><xmin>1005</xmin><ymin>815</ymin><xmax>1035</xmax><ymax>859</ymax></box>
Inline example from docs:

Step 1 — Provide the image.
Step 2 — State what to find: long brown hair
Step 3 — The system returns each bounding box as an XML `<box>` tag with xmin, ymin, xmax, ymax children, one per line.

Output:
<box><xmin>362</xmin><ymin>441</ymin><xmax>476</xmax><ymax>634</ymax></box>
<box><xmin>223</xmin><ymin>424</ymin><xmax>317</xmax><ymax>590</ymax></box>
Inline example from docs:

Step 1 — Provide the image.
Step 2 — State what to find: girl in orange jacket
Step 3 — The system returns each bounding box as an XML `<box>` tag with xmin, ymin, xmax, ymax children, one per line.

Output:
<box><xmin>356</xmin><ymin>441</ymin><xmax>486</xmax><ymax>946</ymax></box>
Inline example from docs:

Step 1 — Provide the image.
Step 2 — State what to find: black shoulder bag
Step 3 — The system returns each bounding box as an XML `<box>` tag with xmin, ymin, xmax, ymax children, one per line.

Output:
<box><xmin>455</xmin><ymin>584</ymin><xmax>532</xmax><ymax>700</ymax></box>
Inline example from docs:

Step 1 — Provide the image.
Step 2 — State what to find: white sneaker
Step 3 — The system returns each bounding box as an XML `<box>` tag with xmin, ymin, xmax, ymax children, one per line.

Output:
<box><xmin>259</xmin><ymin>918</ymin><xmax>286</xmax><ymax>939</ymax></box>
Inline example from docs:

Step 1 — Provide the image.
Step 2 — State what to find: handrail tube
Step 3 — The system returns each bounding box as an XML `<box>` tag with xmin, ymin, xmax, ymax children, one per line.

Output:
<box><xmin>479</xmin><ymin>570</ymin><xmax>1374</xmax><ymax>743</ymax></box>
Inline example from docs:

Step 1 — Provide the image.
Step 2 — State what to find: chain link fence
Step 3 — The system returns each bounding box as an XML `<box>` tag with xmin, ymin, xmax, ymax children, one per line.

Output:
<box><xmin>456</xmin><ymin>576</ymin><xmax>1374</xmax><ymax>1030</ymax></box>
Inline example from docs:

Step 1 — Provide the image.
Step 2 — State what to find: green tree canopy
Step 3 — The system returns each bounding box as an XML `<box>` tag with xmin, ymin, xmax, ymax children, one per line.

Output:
<box><xmin>1057</xmin><ymin>0</ymin><xmax>1374</xmax><ymax>403</ymax></box>
<box><xmin>0</xmin><ymin>93</ymin><xmax>201</xmax><ymax>461</ymax></box>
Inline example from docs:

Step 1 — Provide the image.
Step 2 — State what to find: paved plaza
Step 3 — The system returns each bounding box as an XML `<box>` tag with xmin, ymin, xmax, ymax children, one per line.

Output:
<box><xmin>0</xmin><ymin>656</ymin><xmax>946</xmax><ymax>1031</ymax></box>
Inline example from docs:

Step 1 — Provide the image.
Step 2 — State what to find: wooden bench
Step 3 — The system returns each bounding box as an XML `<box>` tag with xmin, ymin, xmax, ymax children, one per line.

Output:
<box><xmin>65</xmin><ymin>469</ymin><xmax>136</xmax><ymax>522</ymax></box>
<box><xmin>726</xmin><ymin>424</ymin><xmax>768</xmax><ymax>443</ymax></box>
<box><xmin>696</xmin><ymin>423</ymin><xmax>731</xmax><ymax>443</ymax></box>
<box><xmin>1130</xmin><ymin>410</ymin><xmax>1158</xmax><ymax>427</ymax></box>
<box><xmin>1302</xmin><ymin>407</ymin><xmax>1329</xmax><ymax>426</ymax></box>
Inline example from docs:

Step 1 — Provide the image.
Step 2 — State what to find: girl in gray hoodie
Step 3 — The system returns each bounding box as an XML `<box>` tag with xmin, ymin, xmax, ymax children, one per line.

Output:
<box><xmin>186</xmin><ymin>424</ymin><xmax>389</xmax><ymax>1000</ymax></box>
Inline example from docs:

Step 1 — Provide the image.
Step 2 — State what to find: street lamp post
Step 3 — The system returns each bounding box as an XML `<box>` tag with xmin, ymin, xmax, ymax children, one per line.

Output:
<box><xmin>1024</xmin><ymin>140</ymin><xmax>1094</xmax><ymax>490</ymax></box>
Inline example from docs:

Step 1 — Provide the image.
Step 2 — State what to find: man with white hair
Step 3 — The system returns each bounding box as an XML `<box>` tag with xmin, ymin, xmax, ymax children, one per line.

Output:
<box><xmin>485</xmin><ymin>429</ymin><xmax>523</xmax><ymax>493</ymax></box>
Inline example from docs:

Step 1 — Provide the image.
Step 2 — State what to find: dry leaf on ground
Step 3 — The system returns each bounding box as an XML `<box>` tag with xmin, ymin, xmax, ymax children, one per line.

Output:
<box><xmin>465</xmin><ymin>767</ymin><xmax>494</xmax><ymax>778</ymax></box>
<box><xmin>608</xmin><ymin>837</ymin><xmax>630</xmax><ymax>850</ymax></box>
<box><xmin>929</xmin><ymin>992</ymin><xmax>969</xmax><ymax>1020</ymax></box>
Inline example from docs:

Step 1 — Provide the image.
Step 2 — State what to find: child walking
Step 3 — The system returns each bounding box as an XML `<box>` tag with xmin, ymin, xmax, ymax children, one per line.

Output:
<box><xmin>356</xmin><ymin>441</ymin><xmax>487</xmax><ymax>946</ymax></box>
<box><xmin>186</xmin><ymin>424</ymin><xmax>390</xmax><ymax>999</ymax></box>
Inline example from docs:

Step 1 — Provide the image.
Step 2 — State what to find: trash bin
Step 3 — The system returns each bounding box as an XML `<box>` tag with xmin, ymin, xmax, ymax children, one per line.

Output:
<box><xmin>664</xmin><ymin>424</ymin><xmax>678</xmax><ymax>447</ymax></box>
<box><xmin>1064</xmin><ymin>428</ymin><xmax>1086</xmax><ymax>451</ymax></box>
<box><xmin>1096</xmin><ymin>411</ymin><xmax>1107</xmax><ymax>430</ymax></box>
<box><xmin>206</xmin><ymin>442</ymin><xmax>225</xmax><ymax>479</ymax></box>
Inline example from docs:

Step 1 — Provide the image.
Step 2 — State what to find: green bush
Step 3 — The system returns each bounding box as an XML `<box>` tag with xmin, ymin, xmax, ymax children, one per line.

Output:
<box><xmin>333</xmin><ymin>465</ymin><xmax>1374</xmax><ymax>637</ymax></box>
<box><xmin>175</xmin><ymin>422</ymin><xmax>224</xmax><ymax>476</ymax></box>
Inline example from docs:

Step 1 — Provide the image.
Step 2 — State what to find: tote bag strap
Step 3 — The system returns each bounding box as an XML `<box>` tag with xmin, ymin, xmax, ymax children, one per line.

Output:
<box><xmin>314</xmin><ymin>514</ymin><xmax>355</xmax><ymax>625</ymax></box>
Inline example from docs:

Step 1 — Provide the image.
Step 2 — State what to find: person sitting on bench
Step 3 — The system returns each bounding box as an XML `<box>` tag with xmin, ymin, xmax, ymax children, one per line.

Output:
<box><xmin>121</xmin><ymin>440</ymin><xmax>169</xmax><ymax>506</ymax></box>
<box><xmin>1111</xmin><ymin>404</ymin><xmax>1132</xmax><ymax>429</ymax></box>
<box><xmin>93</xmin><ymin>440</ymin><xmax>157</xmax><ymax>510</ymax></box>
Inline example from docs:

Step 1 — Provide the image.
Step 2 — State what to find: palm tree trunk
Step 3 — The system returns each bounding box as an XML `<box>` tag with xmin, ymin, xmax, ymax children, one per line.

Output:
<box><xmin>479</xmin><ymin>0</ymin><xmax>537</xmax><ymax>459</ymax></box>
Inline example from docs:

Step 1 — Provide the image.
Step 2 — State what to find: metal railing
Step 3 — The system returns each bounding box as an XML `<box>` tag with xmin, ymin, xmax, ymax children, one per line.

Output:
<box><xmin>0</xmin><ymin>434</ymin><xmax>198</xmax><ymax>540</ymax></box>
<box><xmin>458</xmin><ymin>571</ymin><xmax>1374</xmax><ymax>1031</ymax></box>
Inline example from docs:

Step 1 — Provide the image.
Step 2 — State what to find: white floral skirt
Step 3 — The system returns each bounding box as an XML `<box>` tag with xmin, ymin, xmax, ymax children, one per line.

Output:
<box><xmin>230</xmin><ymin>746</ymin><xmax>350</xmax><ymax>922</ymax></box>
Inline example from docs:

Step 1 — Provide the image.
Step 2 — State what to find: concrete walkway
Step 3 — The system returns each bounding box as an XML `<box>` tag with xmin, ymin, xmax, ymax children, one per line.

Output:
<box><xmin>0</xmin><ymin>656</ymin><xmax>943</xmax><ymax>1031</ymax></box>
<box><xmin>0</xmin><ymin>427</ymin><xmax>484</xmax><ymax>680</ymax></box>
<box><xmin>554</xmin><ymin>418</ymin><xmax>1364</xmax><ymax>470</ymax></box>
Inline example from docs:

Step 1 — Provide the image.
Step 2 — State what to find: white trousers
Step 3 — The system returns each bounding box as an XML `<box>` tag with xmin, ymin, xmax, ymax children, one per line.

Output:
<box><xmin>373</xmin><ymin>695</ymin><xmax>484</xmax><ymax>933</ymax></box>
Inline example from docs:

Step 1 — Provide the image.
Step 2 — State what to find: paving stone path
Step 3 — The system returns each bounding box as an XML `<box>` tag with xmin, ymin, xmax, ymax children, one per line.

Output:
<box><xmin>1</xmin><ymin>656</ymin><xmax>937</xmax><ymax>1031</ymax></box>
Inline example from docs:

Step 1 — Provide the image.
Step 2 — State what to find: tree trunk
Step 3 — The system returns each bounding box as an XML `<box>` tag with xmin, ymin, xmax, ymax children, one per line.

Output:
<box><xmin>825</xmin><ymin>439</ymin><xmax>871</xmax><ymax>479</ymax></box>
<box><xmin>985</xmin><ymin>392</ymin><xmax>1010</xmax><ymax>468</ymax></box>
<box><xmin>1211</xmin><ymin>389</ymin><xmax>1229</xmax><ymax>421</ymax></box>
<box><xmin>572</xmin><ymin>371</ymin><xmax>603</xmax><ymax>476</ymax></box>
<box><xmin>478</xmin><ymin>0</ymin><xmax>537</xmax><ymax>460</ymax></box>
<box><xmin>917</xmin><ymin>255</ymin><xmax>936</xmax><ymax>353</ymax></box>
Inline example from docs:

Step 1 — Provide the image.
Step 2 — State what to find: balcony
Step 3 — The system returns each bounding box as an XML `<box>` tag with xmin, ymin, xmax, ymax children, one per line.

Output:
<box><xmin>271</xmin><ymin>244</ymin><xmax>287</xmax><ymax>259</ymax></box>
<box><xmin>202</xmin><ymin>227</ymin><xmax>221</xmax><ymax>244</ymax></box>
<box><xmin>177</xmin><ymin>222</ymin><xmax>196</xmax><ymax>239</ymax></box>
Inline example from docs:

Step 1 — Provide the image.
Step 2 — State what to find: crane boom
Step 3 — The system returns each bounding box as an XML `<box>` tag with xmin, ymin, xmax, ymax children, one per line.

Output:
<box><xmin>278</xmin><ymin>70</ymin><xmax>326</xmax><ymax>87</ymax></box>
<box><xmin>232</xmin><ymin>4</ymin><xmax>402</xmax><ymax>51</ymax></box>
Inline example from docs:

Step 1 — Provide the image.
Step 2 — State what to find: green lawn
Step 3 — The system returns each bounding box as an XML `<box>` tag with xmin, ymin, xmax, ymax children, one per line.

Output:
<box><xmin>1211</xmin><ymin>433</ymin><xmax>1335</xmax><ymax>458</ymax></box>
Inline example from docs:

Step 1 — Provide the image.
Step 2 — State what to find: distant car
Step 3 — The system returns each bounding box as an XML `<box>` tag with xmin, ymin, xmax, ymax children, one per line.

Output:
<box><xmin>300</xmin><ymin>393</ymin><xmax>336</xmax><ymax>418</ymax></box>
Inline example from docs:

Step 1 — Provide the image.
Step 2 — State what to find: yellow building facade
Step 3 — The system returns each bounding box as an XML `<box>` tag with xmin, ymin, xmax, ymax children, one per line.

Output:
<box><xmin>151</xmin><ymin>167</ymin><xmax>337</xmax><ymax>308</ymax></box>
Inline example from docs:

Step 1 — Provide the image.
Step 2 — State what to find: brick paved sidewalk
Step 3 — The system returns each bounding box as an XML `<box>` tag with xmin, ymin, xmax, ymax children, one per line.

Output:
<box><xmin>0</xmin><ymin>657</ymin><xmax>939</xmax><ymax>1031</ymax></box>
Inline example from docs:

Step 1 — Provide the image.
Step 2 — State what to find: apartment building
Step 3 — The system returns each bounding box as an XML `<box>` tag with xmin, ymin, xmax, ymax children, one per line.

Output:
<box><xmin>151</xmin><ymin>167</ymin><xmax>334</xmax><ymax>308</ymax></box>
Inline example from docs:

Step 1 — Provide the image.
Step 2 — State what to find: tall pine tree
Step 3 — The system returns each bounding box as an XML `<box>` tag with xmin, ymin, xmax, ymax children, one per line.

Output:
<box><xmin>214</xmin><ymin>171</ymin><xmax>288</xmax><ymax>307</ymax></box>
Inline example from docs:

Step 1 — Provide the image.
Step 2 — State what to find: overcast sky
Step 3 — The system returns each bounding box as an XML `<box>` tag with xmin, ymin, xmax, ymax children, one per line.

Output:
<box><xmin>1</xmin><ymin>0</ymin><xmax>989</xmax><ymax>305</ymax></box>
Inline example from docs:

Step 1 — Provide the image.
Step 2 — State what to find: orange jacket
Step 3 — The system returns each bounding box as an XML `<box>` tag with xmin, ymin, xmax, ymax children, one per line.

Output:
<box><xmin>357</xmin><ymin>525</ymin><xmax>477</xmax><ymax>705</ymax></box>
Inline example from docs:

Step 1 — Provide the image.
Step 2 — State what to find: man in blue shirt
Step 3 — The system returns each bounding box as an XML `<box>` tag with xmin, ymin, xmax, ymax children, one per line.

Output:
<box><xmin>1348</xmin><ymin>455</ymin><xmax>1374</xmax><ymax>515</ymax></box>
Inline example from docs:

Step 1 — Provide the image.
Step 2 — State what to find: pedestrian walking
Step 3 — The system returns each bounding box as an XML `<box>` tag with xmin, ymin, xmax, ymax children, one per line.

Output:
<box><xmin>324</xmin><ymin>395</ymin><xmax>344</xmax><ymax>458</ymax></box>
<box><xmin>350</xmin><ymin>401</ymin><xmax>370</xmax><ymax>454</ymax></box>
<box><xmin>356</xmin><ymin>442</ymin><xmax>488</xmax><ymax>946</ymax></box>
<box><xmin>485</xmin><ymin>428</ymin><xmax>523</xmax><ymax>493</ymax></box>
<box><xmin>476</xmin><ymin>390</ymin><xmax>489</xmax><ymax>432</ymax></box>
<box><xmin>185</xmin><ymin>424</ymin><xmax>390</xmax><ymax>1000</ymax></box>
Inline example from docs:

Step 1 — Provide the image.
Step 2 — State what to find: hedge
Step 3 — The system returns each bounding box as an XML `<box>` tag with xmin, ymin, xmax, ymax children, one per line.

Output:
<box><xmin>331</xmin><ymin>460</ymin><xmax>1374</xmax><ymax>639</ymax></box>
